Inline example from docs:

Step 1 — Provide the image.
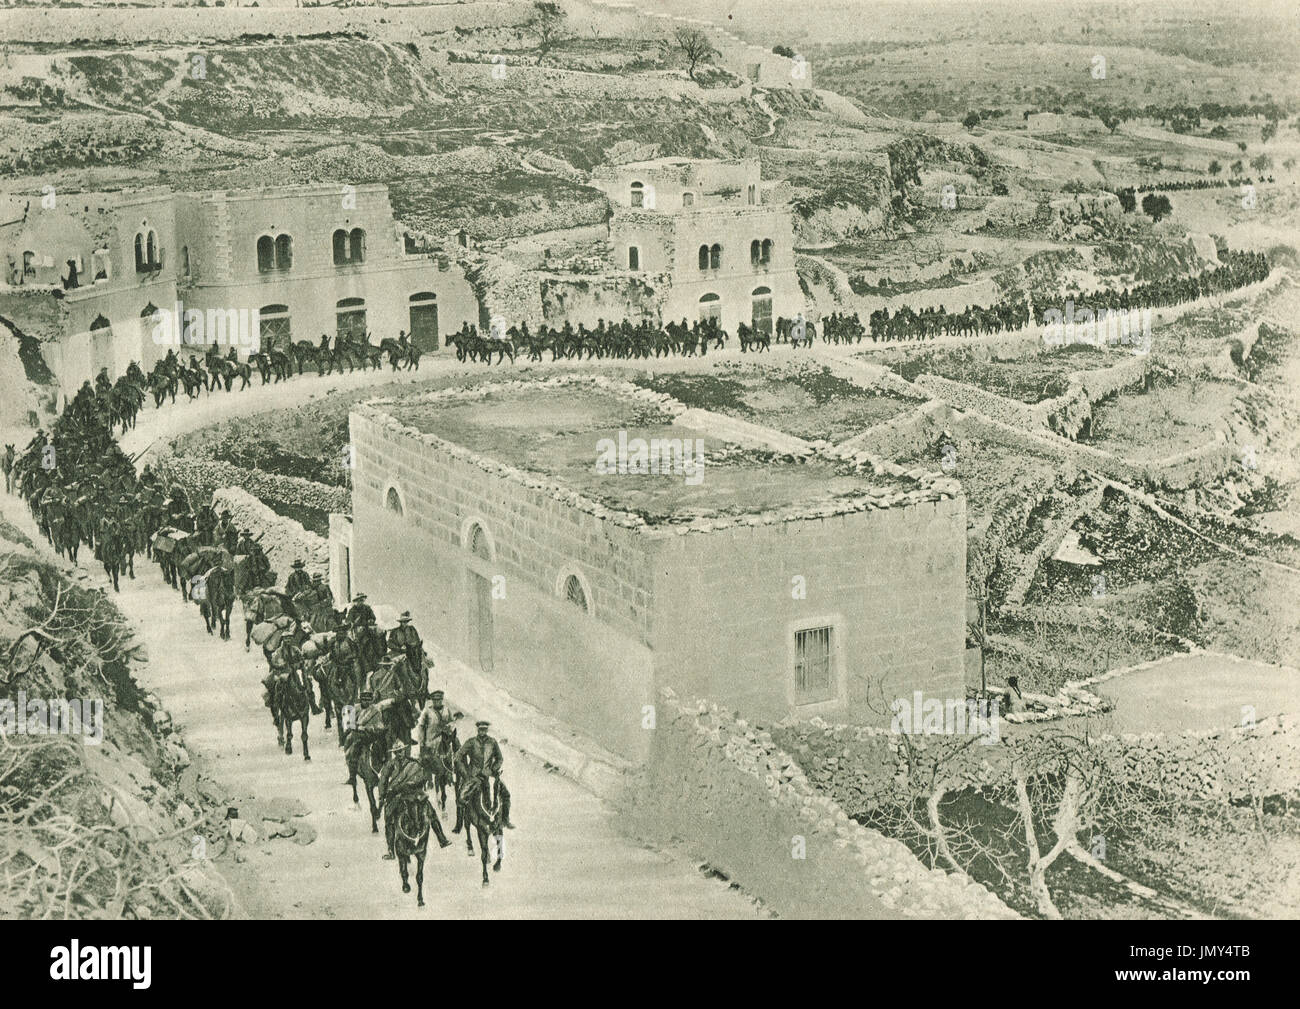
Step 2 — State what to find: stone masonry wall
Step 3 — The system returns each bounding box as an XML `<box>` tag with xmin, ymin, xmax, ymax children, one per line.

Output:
<box><xmin>776</xmin><ymin>713</ymin><xmax>1300</xmax><ymax>817</ymax></box>
<box><xmin>210</xmin><ymin>487</ymin><xmax>329</xmax><ymax>583</ymax></box>
<box><xmin>622</xmin><ymin>690</ymin><xmax>1019</xmax><ymax>919</ymax></box>
<box><xmin>152</xmin><ymin>452</ymin><xmax>349</xmax><ymax>517</ymax></box>
<box><xmin>349</xmin><ymin>400</ymin><xmax>659</xmax><ymax>645</ymax></box>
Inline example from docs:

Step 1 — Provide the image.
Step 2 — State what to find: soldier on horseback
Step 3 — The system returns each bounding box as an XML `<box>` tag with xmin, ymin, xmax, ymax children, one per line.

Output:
<box><xmin>377</xmin><ymin>741</ymin><xmax>451</xmax><ymax>862</ymax></box>
<box><xmin>346</xmin><ymin>591</ymin><xmax>375</xmax><ymax>628</ymax></box>
<box><xmin>387</xmin><ymin>612</ymin><xmax>427</xmax><ymax>702</ymax></box>
<box><xmin>217</xmin><ymin>509</ymin><xmax>238</xmax><ymax>553</ymax></box>
<box><xmin>456</xmin><ymin>720</ymin><xmax>516</xmax><ymax>830</ymax></box>
<box><xmin>285</xmin><ymin>557</ymin><xmax>312</xmax><ymax>597</ymax></box>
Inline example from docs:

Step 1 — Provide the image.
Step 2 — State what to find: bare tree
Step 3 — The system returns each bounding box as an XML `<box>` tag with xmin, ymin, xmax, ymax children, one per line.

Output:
<box><xmin>531</xmin><ymin>1</ymin><xmax>566</xmax><ymax>55</ymax></box>
<box><xmin>662</xmin><ymin>27</ymin><xmax>718</xmax><ymax>83</ymax></box>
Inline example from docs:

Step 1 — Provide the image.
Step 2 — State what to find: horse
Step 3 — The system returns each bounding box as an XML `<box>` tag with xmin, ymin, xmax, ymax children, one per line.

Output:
<box><xmin>270</xmin><ymin>665</ymin><xmax>313</xmax><ymax>760</ymax></box>
<box><xmin>429</xmin><ymin>725</ymin><xmax>461</xmax><ymax>815</ymax></box>
<box><xmin>460</xmin><ymin>773</ymin><xmax>504</xmax><ymax>886</ymax></box>
<box><xmin>344</xmin><ymin>726</ymin><xmax>387</xmax><ymax>833</ymax></box>
<box><xmin>390</xmin><ymin>793</ymin><xmax>432</xmax><ymax>906</ymax></box>
<box><xmin>198</xmin><ymin>563</ymin><xmax>236</xmax><ymax>639</ymax></box>
<box><xmin>316</xmin><ymin>651</ymin><xmax>358</xmax><ymax>746</ymax></box>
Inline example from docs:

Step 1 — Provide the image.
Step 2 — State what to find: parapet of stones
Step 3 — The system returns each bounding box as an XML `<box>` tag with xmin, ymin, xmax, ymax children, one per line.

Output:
<box><xmin>355</xmin><ymin>374</ymin><xmax>960</xmax><ymax>536</ymax></box>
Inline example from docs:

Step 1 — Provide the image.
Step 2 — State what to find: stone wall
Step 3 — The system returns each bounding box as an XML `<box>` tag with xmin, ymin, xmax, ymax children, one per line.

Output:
<box><xmin>776</xmin><ymin>712</ymin><xmax>1300</xmax><ymax>816</ymax></box>
<box><xmin>210</xmin><ymin>487</ymin><xmax>329</xmax><ymax>582</ymax></box>
<box><xmin>914</xmin><ymin>373</ymin><xmax>1041</xmax><ymax>429</ymax></box>
<box><xmin>0</xmin><ymin>3</ymin><xmax>535</xmax><ymax>44</ymax></box>
<box><xmin>835</xmin><ymin>400</ymin><xmax>956</xmax><ymax>458</ymax></box>
<box><xmin>151</xmin><ymin>452</ymin><xmax>349</xmax><ymax>517</ymax></box>
<box><xmin>622</xmin><ymin>690</ymin><xmax>1019</xmax><ymax>919</ymax></box>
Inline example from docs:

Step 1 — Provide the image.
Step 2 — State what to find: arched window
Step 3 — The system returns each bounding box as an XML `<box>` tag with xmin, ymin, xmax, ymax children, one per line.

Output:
<box><xmin>750</xmin><ymin>239</ymin><xmax>761</xmax><ymax>265</ymax></box>
<box><xmin>682</xmin><ymin>191</ymin><xmax>695</xmax><ymax>207</ymax></box>
<box><xmin>468</xmin><ymin>522</ymin><xmax>493</xmax><ymax>560</ymax></box>
<box><xmin>146</xmin><ymin>231</ymin><xmax>157</xmax><ymax>267</ymax></box>
<box><xmin>747</xmin><ymin>184</ymin><xmax>756</xmax><ymax>205</ymax></box>
<box><xmin>349</xmin><ymin>228</ymin><xmax>365</xmax><ymax>263</ymax></box>
<box><xmin>134</xmin><ymin>234</ymin><xmax>145</xmax><ymax>273</ymax></box>
<box><xmin>628</xmin><ymin>246</ymin><xmax>640</xmax><ymax>271</ymax></box>
<box><xmin>630</xmin><ymin>181</ymin><xmax>644</xmax><ymax>208</ymax></box>
<box><xmin>181</xmin><ymin>246</ymin><xmax>190</xmax><ymax>278</ymax></box>
<box><xmin>333</xmin><ymin>229</ymin><xmax>348</xmax><ymax>265</ymax></box>
<box><xmin>256</xmin><ymin>235</ymin><xmax>275</xmax><ymax>273</ymax></box>
<box><xmin>386</xmin><ymin>486</ymin><xmax>404</xmax><ymax>516</ymax></box>
<box><xmin>563</xmin><ymin>574</ymin><xmax>588</xmax><ymax>613</ymax></box>
<box><xmin>698</xmin><ymin>244</ymin><xmax>709</xmax><ymax>271</ymax></box>
<box><xmin>761</xmin><ymin>238</ymin><xmax>773</xmax><ymax>265</ymax></box>
<box><xmin>709</xmin><ymin>243</ymin><xmax>722</xmax><ymax>270</ymax></box>
<box><xmin>275</xmin><ymin>234</ymin><xmax>293</xmax><ymax>271</ymax></box>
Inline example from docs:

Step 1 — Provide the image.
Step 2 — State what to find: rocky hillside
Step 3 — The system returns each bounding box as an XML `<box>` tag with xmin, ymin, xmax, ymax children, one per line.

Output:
<box><xmin>0</xmin><ymin>516</ymin><xmax>239</xmax><ymax>920</ymax></box>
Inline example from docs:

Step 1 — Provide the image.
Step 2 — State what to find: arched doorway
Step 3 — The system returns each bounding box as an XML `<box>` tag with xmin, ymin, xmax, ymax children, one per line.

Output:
<box><xmin>336</xmin><ymin>297</ymin><xmax>367</xmax><ymax>342</ymax></box>
<box><xmin>408</xmin><ymin>292</ymin><xmax>439</xmax><ymax>354</ymax></box>
<box><xmin>467</xmin><ymin>522</ymin><xmax>494</xmax><ymax>672</ymax></box>
<box><xmin>89</xmin><ymin>315</ymin><xmax>113</xmax><ymax>379</ymax></box>
<box><xmin>751</xmin><ymin>286</ymin><xmax>773</xmax><ymax>338</ymax></box>
<box><xmin>698</xmin><ymin>292</ymin><xmax>721</xmax><ymax>325</ymax></box>
<box><xmin>259</xmin><ymin>304</ymin><xmax>290</xmax><ymax>353</ymax></box>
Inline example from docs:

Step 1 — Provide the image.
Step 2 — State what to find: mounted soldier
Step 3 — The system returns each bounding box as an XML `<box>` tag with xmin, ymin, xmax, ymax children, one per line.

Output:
<box><xmin>387</xmin><ymin>611</ymin><xmax>426</xmax><ymax>702</ymax></box>
<box><xmin>456</xmin><ymin>720</ymin><xmax>515</xmax><ymax>830</ymax></box>
<box><xmin>346</xmin><ymin>591</ymin><xmax>375</xmax><ymax>629</ymax></box>
<box><xmin>285</xmin><ymin>557</ymin><xmax>312</xmax><ymax>597</ymax></box>
<box><xmin>377</xmin><ymin>740</ymin><xmax>450</xmax><ymax>862</ymax></box>
<box><xmin>217</xmin><ymin>509</ymin><xmax>238</xmax><ymax>553</ymax></box>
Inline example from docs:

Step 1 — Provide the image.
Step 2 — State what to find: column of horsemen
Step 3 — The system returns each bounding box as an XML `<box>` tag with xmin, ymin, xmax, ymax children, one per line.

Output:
<box><xmin>0</xmin><ymin>247</ymin><xmax>1272</xmax><ymax>899</ymax></box>
<box><xmin>43</xmin><ymin>247</ymin><xmax>1269</xmax><ymax>438</ymax></box>
<box><xmin>5</xmin><ymin>378</ymin><xmax>515</xmax><ymax>902</ymax></box>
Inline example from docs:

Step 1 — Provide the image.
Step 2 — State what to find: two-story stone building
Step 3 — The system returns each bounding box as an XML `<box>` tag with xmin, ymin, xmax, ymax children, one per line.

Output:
<box><xmin>590</xmin><ymin>157</ymin><xmax>804</xmax><ymax>335</ymax></box>
<box><xmin>1</xmin><ymin>183</ymin><xmax>478</xmax><ymax>399</ymax></box>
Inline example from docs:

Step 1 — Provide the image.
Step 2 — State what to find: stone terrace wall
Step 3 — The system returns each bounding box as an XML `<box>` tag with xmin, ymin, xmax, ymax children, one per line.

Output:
<box><xmin>210</xmin><ymin>487</ymin><xmax>328</xmax><ymax>581</ymax></box>
<box><xmin>439</xmin><ymin>61</ymin><xmax>750</xmax><ymax>103</ymax></box>
<box><xmin>914</xmin><ymin>373</ymin><xmax>1042</xmax><ymax>429</ymax></box>
<box><xmin>836</xmin><ymin>400</ymin><xmax>957</xmax><ymax>458</ymax></box>
<box><xmin>151</xmin><ymin>452</ymin><xmax>349</xmax><ymax>517</ymax></box>
<box><xmin>0</xmin><ymin>3</ymin><xmax>535</xmax><ymax>44</ymax></box>
<box><xmin>622</xmin><ymin>690</ymin><xmax>1019</xmax><ymax>919</ymax></box>
<box><xmin>776</xmin><ymin>713</ymin><xmax>1300</xmax><ymax>818</ymax></box>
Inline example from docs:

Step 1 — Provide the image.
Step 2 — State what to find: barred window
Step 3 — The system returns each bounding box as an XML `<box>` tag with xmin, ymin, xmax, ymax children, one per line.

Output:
<box><xmin>794</xmin><ymin>626</ymin><xmax>832</xmax><ymax>695</ymax></box>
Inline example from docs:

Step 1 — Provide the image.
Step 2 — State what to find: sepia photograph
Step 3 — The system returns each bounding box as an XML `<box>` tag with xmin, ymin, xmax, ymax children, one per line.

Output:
<box><xmin>0</xmin><ymin>0</ymin><xmax>1295</xmax><ymax>950</ymax></box>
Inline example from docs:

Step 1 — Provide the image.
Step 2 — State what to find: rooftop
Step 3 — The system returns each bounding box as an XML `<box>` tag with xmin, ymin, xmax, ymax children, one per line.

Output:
<box><xmin>356</xmin><ymin>375</ymin><xmax>960</xmax><ymax>532</ymax></box>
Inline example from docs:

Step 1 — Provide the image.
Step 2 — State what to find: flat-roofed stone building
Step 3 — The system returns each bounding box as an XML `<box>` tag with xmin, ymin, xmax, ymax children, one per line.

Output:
<box><xmin>342</xmin><ymin>374</ymin><xmax>967</xmax><ymax>761</ymax></box>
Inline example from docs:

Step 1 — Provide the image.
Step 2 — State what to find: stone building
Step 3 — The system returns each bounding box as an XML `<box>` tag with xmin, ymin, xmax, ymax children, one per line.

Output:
<box><xmin>590</xmin><ymin>157</ymin><xmax>804</xmax><ymax>334</ymax></box>
<box><xmin>0</xmin><ymin>183</ymin><xmax>478</xmax><ymax>399</ymax></box>
<box><xmin>339</xmin><ymin>375</ymin><xmax>967</xmax><ymax>761</ymax></box>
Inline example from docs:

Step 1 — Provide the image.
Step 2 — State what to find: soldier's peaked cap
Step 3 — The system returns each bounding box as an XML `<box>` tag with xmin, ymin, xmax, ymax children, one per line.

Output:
<box><xmin>431</xmin><ymin>690</ymin><xmax>444</xmax><ymax>699</ymax></box>
<box><xmin>399</xmin><ymin>611</ymin><xmax>412</xmax><ymax>621</ymax></box>
<box><xmin>292</xmin><ymin>559</ymin><xmax>305</xmax><ymax>568</ymax></box>
<box><xmin>475</xmin><ymin>720</ymin><xmax>490</xmax><ymax>729</ymax></box>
